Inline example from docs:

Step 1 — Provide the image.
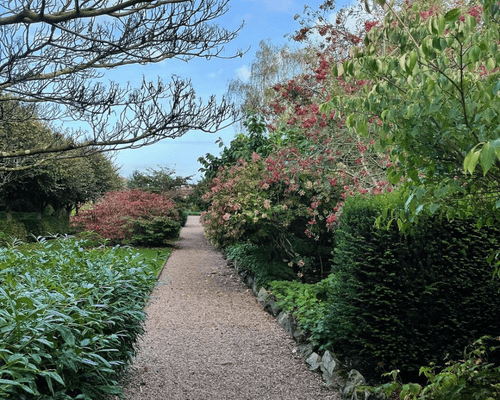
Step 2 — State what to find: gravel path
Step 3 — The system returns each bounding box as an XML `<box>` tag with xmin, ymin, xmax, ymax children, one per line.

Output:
<box><xmin>119</xmin><ymin>216</ymin><xmax>340</xmax><ymax>400</ymax></box>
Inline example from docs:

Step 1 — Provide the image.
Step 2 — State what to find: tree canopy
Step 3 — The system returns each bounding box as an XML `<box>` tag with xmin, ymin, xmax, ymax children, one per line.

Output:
<box><xmin>0</xmin><ymin>0</ymin><xmax>242</xmax><ymax>170</ymax></box>
<box><xmin>322</xmin><ymin>0</ymin><xmax>500</xmax><ymax>228</ymax></box>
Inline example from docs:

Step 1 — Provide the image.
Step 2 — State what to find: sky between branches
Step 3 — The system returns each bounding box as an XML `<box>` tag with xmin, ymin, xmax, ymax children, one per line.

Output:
<box><xmin>110</xmin><ymin>0</ymin><xmax>350</xmax><ymax>181</ymax></box>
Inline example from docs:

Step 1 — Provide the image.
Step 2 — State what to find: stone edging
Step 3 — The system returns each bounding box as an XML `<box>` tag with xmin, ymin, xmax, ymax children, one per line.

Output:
<box><xmin>229</xmin><ymin>259</ymin><xmax>385</xmax><ymax>400</ymax></box>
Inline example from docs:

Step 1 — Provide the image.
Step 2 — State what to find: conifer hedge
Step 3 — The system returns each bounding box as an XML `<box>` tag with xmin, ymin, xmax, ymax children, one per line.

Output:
<box><xmin>325</xmin><ymin>194</ymin><xmax>500</xmax><ymax>382</ymax></box>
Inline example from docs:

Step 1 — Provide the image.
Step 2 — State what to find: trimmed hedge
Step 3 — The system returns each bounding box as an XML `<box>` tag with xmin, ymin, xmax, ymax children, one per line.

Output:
<box><xmin>324</xmin><ymin>194</ymin><xmax>500</xmax><ymax>382</ymax></box>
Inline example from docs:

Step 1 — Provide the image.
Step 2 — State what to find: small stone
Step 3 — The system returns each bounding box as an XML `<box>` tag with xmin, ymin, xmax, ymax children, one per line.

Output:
<box><xmin>257</xmin><ymin>287</ymin><xmax>269</xmax><ymax>304</ymax></box>
<box><xmin>342</xmin><ymin>369</ymin><xmax>369</xmax><ymax>399</ymax></box>
<box><xmin>298</xmin><ymin>343</ymin><xmax>314</xmax><ymax>358</ymax></box>
<box><xmin>276</xmin><ymin>312</ymin><xmax>295</xmax><ymax>337</ymax></box>
<box><xmin>305</xmin><ymin>352</ymin><xmax>322</xmax><ymax>371</ymax></box>
<box><xmin>320</xmin><ymin>351</ymin><xmax>344</xmax><ymax>389</ymax></box>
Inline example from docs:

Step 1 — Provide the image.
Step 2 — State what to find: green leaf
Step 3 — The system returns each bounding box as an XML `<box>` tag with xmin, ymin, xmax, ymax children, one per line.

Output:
<box><xmin>486</xmin><ymin>57</ymin><xmax>496</xmax><ymax>71</ymax></box>
<box><xmin>429</xmin><ymin>203</ymin><xmax>441</xmax><ymax>214</ymax></box>
<box><xmin>444</xmin><ymin>8</ymin><xmax>461</xmax><ymax>22</ymax></box>
<box><xmin>463</xmin><ymin>148</ymin><xmax>481</xmax><ymax>174</ymax></box>
<box><xmin>408</xmin><ymin>51</ymin><xmax>418</xmax><ymax>73</ymax></box>
<box><xmin>480</xmin><ymin>142</ymin><xmax>498</xmax><ymax>175</ymax></box>
<box><xmin>492</xmin><ymin>80</ymin><xmax>500</xmax><ymax>96</ymax></box>
<box><xmin>55</xmin><ymin>325</ymin><xmax>75</xmax><ymax>346</ymax></box>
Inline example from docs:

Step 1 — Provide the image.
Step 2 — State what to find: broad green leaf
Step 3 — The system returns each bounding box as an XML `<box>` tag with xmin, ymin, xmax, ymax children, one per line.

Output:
<box><xmin>444</xmin><ymin>8</ymin><xmax>461</xmax><ymax>22</ymax></box>
<box><xmin>492</xmin><ymin>80</ymin><xmax>500</xmax><ymax>96</ymax></box>
<box><xmin>437</xmin><ymin>15</ymin><xmax>445</xmax><ymax>35</ymax></box>
<box><xmin>55</xmin><ymin>325</ymin><xmax>75</xmax><ymax>346</ymax></box>
<box><xmin>463</xmin><ymin>148</ymin><xmax>481</xmax><ymax>174</ymax></box>
<box><xmin>479</xmin><ymin>142</ymin><xmax>498</xmax><ymax>175</ymax></box>
<box><xmin>429</xmin><ymin>203</ymin><xmax>441</xmax><ymax>214</ymax></box>
<box><xmin>399</xmin><ymin>54</ymin><xmax>407</xmax><ymax>71</ymax></box>
<box><xmin>486</xmin><ymin>57</ymin><xmax>496</xmax><ymax>71</ymax></box>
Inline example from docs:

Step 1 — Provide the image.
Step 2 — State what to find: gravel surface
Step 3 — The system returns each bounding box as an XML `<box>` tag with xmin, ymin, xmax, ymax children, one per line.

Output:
<box><xmin>119</xmin><ymin>216</ymin><xmax>340</xmax><ymax>400</ymax></box>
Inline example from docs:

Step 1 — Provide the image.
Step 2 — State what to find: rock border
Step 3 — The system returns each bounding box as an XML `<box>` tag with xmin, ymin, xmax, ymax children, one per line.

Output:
<box><xmin>228</xmin><ymin>259</ymin><xmax>385</xmax><ymax>400</ymax></box>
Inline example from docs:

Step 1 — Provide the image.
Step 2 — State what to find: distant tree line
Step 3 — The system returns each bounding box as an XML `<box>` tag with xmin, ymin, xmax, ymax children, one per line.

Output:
<box><xmin>0</xmin><ymin>97</ymin><xmax>123</xmax><ymax>221</ymax></box>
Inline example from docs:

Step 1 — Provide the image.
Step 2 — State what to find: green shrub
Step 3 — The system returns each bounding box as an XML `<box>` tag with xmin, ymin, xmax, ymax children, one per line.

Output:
<box><xmin>128</xmin><ymin>215</ymin><xmax>181</xmax><ymax>246</ymax></box>
<box><xmin>225</xmin><ymin>243</ymin><xmax>297</xmax><ymax>288</ymax></box>
<box><xmin>270</xmin><ymin>277</ymin><xmax>335</xmax><ymax>344</ymax></box>
<box><xmin>322</xmin><ymin>193</ymin><xmax>500</xmax><ymax>382</ymax></box>
<box><xmin>0</xmin><ymin>219</ymin><xmax>29</xmax><ymax>243</ymax></box>
<box><xmin>376</xmin><ymin>336</ymin><xmax>500</xmax><ymax>399</ymax></box>
<box><xmin>0</xmin><ymin>240</ymin><xmax>158</xmax><ymax>399</ymax></box>
<box><xmin>74</xmin><ymin>230</ymin><xmax>109</xmax><ymax>248</ymax></box>
<box><xmin>179</xmin><ymin>209</ymin><xmax>189</xmax><ymax>227</ymax></box>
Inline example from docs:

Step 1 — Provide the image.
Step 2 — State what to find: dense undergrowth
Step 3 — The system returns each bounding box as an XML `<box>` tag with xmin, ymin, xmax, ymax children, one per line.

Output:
<box><xmin>0</xmin><ymin>239</ymin><xmax>162</xmax><ymax>399</ymax></box>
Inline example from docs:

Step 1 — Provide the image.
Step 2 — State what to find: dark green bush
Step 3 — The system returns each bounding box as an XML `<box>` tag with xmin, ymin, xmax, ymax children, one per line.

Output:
<box><xmin>129</xmin><ymin>215</ymin><xmax>181</xmax><ymax>247</ymax></box>
<box><xmin>225</xmin><ymin>243</ymin><xmax>297</xmax><ymax>288</ymax></box>
<box><xmin>323</xmin><ymin>193</ymin><xmax>500</xmax><ymax>382</ymax></box>
<box><xmin>0</xmin><ymin>213</ymin><xmax>70</xmax><ymax>243</ymax></box>
<box><xmin>179</xmin><ymin>209</ymin><xmax>189</xmax><ymax>227</ymax></box>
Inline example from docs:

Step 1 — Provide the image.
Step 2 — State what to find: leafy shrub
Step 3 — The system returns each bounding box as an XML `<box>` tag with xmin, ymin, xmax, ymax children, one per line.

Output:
<box><xmin>0</xmin><ymin>240</ymin><xmax>158</xmax><ymax>399</ymax></box>
<box><xmin>71</xmin><ymin>189</ymin><xmax>180</xmax><ymax>245</ymax></box>
<box><xmin>322</xmin><ymin>193</ymin><xmax>500</xmax><ymax>382</ymax></box>
<box><xmin>0</xmin><ymin>218</ymin><xmax>29</xmax><ymax>244</ymax></box>
<box><xmin>225</xmin><ymin>243</ymin><xmax>297</xmax><ymax>288</ymax></box>
<box><xmin>129</xmin><ymin>215</ymin><xmax>181</xmax><ymax>246</ymax></box>
<box><xmin>269</xmin><ymin>277</ymin><xmax>335</xmax><ymax>345</ymax></box>
<box><xmin>376</xmin><ymin>336</ymin><xmax>500</xmax><ymax>400</ymax></box>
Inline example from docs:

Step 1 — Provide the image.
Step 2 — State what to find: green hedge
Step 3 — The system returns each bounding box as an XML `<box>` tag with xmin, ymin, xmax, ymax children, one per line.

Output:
<box><xmin>323</xmin><ymin>194</ymin><xmax>500</xmax><ymax>382</ymax></box>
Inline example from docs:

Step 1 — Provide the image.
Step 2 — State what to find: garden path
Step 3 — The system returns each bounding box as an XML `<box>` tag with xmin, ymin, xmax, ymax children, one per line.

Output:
<box><xmin>119</xmin><ymin>215</ymin><xmax>340</xmax><ymax>400</ymax></box>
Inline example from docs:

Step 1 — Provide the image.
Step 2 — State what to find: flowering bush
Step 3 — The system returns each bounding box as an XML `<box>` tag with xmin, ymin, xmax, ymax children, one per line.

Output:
<box><xmin>201</xmin><ymin>45</ymin><xmax>393</xmax><ymax>281</ymax></box>
<box><xmin>71</xmin><ymin>189</ymin><xmax>180</xmax><ymax>245</ymax></box>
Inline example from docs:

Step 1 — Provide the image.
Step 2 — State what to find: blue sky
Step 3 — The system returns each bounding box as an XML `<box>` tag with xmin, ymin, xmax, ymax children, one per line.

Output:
<box><xmin>112</xmin><ymin>0</ymin><xmax>343</xmax><ymax>182</ymax></box>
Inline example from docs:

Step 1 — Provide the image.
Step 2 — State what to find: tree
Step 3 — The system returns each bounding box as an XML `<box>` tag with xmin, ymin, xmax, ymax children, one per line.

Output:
<box><xmin>227</xmin><ymin>40</ymin><xmax>310</xmax><ymax>116</ymax></box>
<box><xmin>128</xmin><ymin>166</ymin><xmax>191</xmax><ymax>194</ymax></box>
<box><xmin>322</xmin><ymin>0</ymin><xmax>500</xmax><ymax>229</ymax></box>
<box><xmin>0</xmin><ymin>0</ymin><xmax>242</xmax><ymax>170</ymax></box>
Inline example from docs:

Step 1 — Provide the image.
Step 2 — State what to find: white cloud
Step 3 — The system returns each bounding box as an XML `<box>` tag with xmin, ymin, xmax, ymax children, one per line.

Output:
<box><xmin>236</xmin><ymin>65</ymin><xmax>251</xmax><ymax>82</ymax></box>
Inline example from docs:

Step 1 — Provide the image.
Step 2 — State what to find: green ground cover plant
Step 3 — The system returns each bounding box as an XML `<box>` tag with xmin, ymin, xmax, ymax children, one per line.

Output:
<box><xmin>0</xmin><ymin>239</ymin><xmax>160</xmax><ymax>399</ymax></box>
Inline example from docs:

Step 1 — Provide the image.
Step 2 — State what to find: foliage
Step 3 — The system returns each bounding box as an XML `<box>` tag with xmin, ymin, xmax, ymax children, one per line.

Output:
<box><xmin>224</xmin><ymin>243</ymin><xmax>297</xmax><ymax>288</ymax></box>
<box><xmin>198</xmin><ymin>113</ymin><xmax>274</xmax><ymax>180</ymax></box>
<box><xmin>322</xmin><ymin>192</ymin><xmax>500</xmax><ymax>382</ymax></box>
<box><xmin>227</xmin><ymin>40</ymin><xmax>311</xmax><ymax>118</ymax></box>
<box><xmin>323</xmin><ymin>0</ymin><xmax>500</xmax><ymax>229</ymax></box>
<box><xmin>0</xmin><ymin>213</ymin><xmax>71</xmax><ymax>243</ymax></box>
<box><xmin>127</xmin><ymin>166</ymin><xmax>191</xmax><ymax>195</ymax></box>
<box><xmin>376</xmin><ymin>336</ymin><xmax>500</xmax><ymax>399</ymax></box>
<box><xmin>0</xmin><ymin>239</ymin><xmax>158</xmax><ymax>398</ymax></box>
<box><xmin>0</xmin><ymin>0</ymin><xmax>242</xmax><ymax>169</ymax></box>
<box><xmin>128</xmin><ymin>216</ymin><xmax>181</xmax><ymax>247</ymax></box>
<box><xmin>269</xmin><ymin>277</ymin><xmax>334</xmax><ymax>345</ymax></box>
<box><xmin>202</xmin><ymin>50</ymin><xmax>391</xmax><ymax>281</ymax></box>
<box><xmin>71</xmin><ymin>189</ymin><xmax>180</xmax><ymax>246</ymax></box>
<box><xmin>0</xmin><ymin>104</ymin><xmax>123</xmax><ymax>217</ymax></box>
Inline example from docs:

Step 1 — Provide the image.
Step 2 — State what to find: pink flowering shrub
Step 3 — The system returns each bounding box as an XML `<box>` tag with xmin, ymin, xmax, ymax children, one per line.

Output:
<box><xmin>71</xmin><ymin>189</ymin><xmax>180</xmax><ymax>245</ymax></box>
<box><xmin>201</xmin><ymin>48</ymin><xmax>394</xmax><ymax>281</ymax></box>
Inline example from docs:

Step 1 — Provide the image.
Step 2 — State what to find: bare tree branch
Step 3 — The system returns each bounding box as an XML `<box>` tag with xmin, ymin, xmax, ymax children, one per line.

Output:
<box><xmin>0</xmin><ymin>0</ymin><xmax>243</xmax><ymax>169</ymax></box>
